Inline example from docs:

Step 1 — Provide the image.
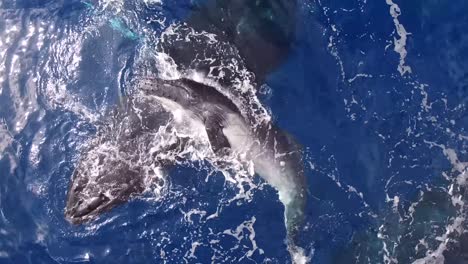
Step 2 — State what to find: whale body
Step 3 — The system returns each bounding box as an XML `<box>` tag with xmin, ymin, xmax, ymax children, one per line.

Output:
<box><xmin>66</xmin><ymin>78</ymin><xmax>306</xmax><ymax>236</ymax></box>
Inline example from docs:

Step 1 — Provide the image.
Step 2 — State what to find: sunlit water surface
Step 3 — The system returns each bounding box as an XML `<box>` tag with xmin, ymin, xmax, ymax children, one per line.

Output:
<box><xmin>0</xmin><ymin>0</ymin><xmax>467</xmax><ymax>263</ymax></box>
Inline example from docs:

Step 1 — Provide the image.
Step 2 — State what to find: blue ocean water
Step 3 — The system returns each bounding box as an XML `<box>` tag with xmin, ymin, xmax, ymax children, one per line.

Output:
<box><xmin>0</xmin><ymin>0</ymin><xmax>467</xmax><ymax>263</ymax></box>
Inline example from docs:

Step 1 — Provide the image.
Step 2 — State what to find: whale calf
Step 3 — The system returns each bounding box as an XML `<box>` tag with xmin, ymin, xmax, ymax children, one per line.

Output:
<box><xmin>65</xmin><ymin>77</ymin><xmax>306</xmax><ymax>245</ymax></box>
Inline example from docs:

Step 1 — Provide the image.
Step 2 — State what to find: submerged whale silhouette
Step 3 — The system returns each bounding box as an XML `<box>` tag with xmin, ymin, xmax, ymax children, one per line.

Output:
<box><xmin>157</xmin><ymin>0</ymin><xmax>296</xmax><ymax>86</ymax></box>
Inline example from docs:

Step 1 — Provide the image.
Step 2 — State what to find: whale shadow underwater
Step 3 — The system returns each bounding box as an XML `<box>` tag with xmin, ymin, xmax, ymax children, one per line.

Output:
<box><xmin>65</xmin><ymin>0</ymin><xmax>308</xmax><ymax>259</ymax></box>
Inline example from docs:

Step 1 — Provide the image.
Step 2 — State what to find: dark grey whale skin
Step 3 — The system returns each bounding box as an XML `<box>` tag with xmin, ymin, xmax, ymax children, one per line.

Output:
<box><xmin>65</xmin><ymin>92</ymin><xmax>171</xmax><ymax>224</ymax></box>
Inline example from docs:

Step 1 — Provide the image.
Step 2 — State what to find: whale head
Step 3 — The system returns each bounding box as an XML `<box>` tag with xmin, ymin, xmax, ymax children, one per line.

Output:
<box><xmin>64</xmin><ymin>98</ymin><xmax>168</xmax><ymax>224</ymax></box>
<box><xmin>65</xmin><ymin>153</ymin><xmax>145</xmax><ymax>224</ymax></box>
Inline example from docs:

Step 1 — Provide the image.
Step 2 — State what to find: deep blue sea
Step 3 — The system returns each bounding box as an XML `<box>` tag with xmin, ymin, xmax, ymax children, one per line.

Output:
<box><xmin>0</xmin><ymin>0</ymin><xmax>467</xmax><ymax>263</ymax></box>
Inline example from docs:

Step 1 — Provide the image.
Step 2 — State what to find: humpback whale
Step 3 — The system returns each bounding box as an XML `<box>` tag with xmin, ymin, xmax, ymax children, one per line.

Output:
<box><xmin>66</xmin><ymin>77</ymin><xmax>306</xmax><ymax>236</ymax></box>
<box><xmin>65</xmin><ymin>78</ymin><xmax>307</xmax><ymax>260</ymax></box>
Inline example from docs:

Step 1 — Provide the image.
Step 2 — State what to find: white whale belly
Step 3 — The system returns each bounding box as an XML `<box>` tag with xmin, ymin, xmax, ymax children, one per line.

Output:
<box><xmin>222</xmin><ymin>113</ymin><xmax>299</xmax><ymax>206</ymax></box>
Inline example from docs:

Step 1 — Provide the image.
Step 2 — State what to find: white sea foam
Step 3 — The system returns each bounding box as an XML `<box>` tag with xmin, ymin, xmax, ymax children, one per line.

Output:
<box><xmin>179</xmin><ymin>208</ymin><xmax>207</xmax><ymax>225</ymax></box>
<box><xmin>0</xmin><ymin>120</ymin><xmax>13</xmax><ymax>159</ymax></box>
<box><xmin>97</xmin><ymin>0</ymin><xmax>124</xmax><ymax>13</ymax></box>
<box><xmin>315</xmin><ymin>0</ymin><xmax>346</xmax><ymax>80</ymax></box>
<box><xmin>410</xmin><ymin>140</ymin><xmax>468</xmax><ymax>264</ymax></box>
<box><xmin>153</xmin><ymin>52</ymin><xmax>181</xmax><ymax>80</ymax></box>
<box><xmin>222</xmin><ymin>217</ymin><xmax>264</xmax><ymax>260</ymax></box>
<box><xmin>289</xmin><ymin>244</ymin><xmax>312</xmax><ymax>264</ymax></box>
<box><xmin>385</xmin><ymin>0</ymin><xmax>412</xmax><ymax>76</ymax></box>
<box><xmin>143</xmin><ymin>0</ymin><xmax>163</xmax><ymax>5</ymax></box>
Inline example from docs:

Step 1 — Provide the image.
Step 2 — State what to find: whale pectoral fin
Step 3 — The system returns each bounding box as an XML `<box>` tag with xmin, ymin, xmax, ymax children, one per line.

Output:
<box><xmin>205</xmin><ymin>118</ymin><xmax>231</xmax><ymax>153</ymax></box>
